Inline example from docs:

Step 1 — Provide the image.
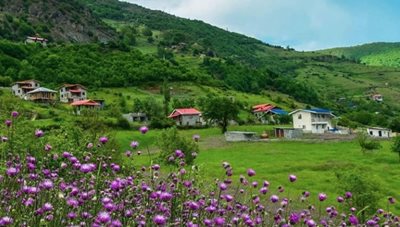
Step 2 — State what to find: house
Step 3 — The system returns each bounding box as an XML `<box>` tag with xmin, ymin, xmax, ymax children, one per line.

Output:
<box><xmin>252</xmin><ymin>104</ymin><xmax>287</xmax><ymax>124</ymax></box>
<box><xmin>25</xmin><ymin>36</ymin><xmax>48</xmax><ymax>46</ymax></box>
<box><xmin>122</xmin><ymin>113</ymin><xmax>148</xmax><ymax>122</ymax></box>
<box><xmin>11</xmin><ymin>80</ymin><xmax>41</xmax><ymax>98</ymax></box>
<box><xmin>274</xmin><ymin>127</ymin><xmax>303</xmax><ymax>139</ymax></box>
<box><xmin>70</xmin><ymin>99</ymin><xmax>100</xmax><ymax>115</ymax></box>
<box><xmin>289</xmin><ymin>108</ymin><xmax>336</xmax><ymax>134</ymax></box>
<box><xmin>59</xmin><ymin>84</ymin><xmax>88</xmax><ymax>103</ymax></box>
<box><xmin>367</xmin><ymin>127</ymin><xmax>392</xmax><ymax>138</ymax></box>
<box><xmin>371</xmin><ymin>94</ymin><xmax>383</xmax><ymax>102</ymax></box>
<box><xmin>25</xmin><ymin>87</ymin><xmax>57</xmax><ymax>103</ymax></box>
<box><xmin>168</xmin><ymin>108</ymin><xmax>203</xmax><ymax>126</ymax></box>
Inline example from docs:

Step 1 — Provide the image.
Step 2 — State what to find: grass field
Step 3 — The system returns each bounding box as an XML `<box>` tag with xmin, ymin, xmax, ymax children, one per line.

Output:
<box><xmin>114</xmin><ymin>125</ymin><xmax>400</xmax><ymax>212</ymax></box>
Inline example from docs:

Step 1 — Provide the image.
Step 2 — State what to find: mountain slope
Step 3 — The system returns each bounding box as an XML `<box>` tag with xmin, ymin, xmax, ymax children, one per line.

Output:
<box><xmin>0</xmin><ymin>0</ymin><xmax>116</xmax><ymax>42</ymax></box>
<box><xmin>320</xmin><ymin>42</ymin><xmax>400</xmax><ymax>68</ymax></box>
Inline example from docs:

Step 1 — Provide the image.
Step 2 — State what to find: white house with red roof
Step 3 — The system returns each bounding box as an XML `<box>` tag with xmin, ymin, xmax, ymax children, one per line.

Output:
<box><xmin>168</xmin><ymin>108</ymin><xmax>204</xmax><ymax>126</ymax></box>
<box><xmin>59</xmin><ymin>84</ymin><xmax>88</xmax><ymax>103</ymax></box>
<box><xmin>70</xmin><ymin>99</ymin><xmax>100</xmax><ymax>115</ymax></box>
<box><xmin>11</xmin><ymin>80</ymin><xmax>41</xmax><ymax>99</ymax></box>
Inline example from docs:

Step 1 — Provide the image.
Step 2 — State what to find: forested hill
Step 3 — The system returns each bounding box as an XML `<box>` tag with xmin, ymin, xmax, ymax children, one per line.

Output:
<box><xmin>320</xmin><ymin>42</ymin><xmax>400</xmax><ymax>68</ymax></box>
<box><xmin>0</xmin><ymin>0</ymin><xmax>116</xmax><ymax>42</ymax></box>
<box><xmin>1</xmin><ymin>0</ymin><xmax>400</xmax><ymax>115</ymax></box>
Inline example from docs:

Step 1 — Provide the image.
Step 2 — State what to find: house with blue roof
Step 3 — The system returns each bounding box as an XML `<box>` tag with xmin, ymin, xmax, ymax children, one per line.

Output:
<box><xmin>289</xmin><ymin>108</ymin><xmax>336</xmax><ymax>134</ymax></box>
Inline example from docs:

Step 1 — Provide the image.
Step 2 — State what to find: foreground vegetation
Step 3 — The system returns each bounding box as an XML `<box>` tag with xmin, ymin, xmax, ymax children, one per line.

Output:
<box><xmin>0</xmin><ymin>110</ymin><xmax>399</xmax><ymax>226</ymax></box>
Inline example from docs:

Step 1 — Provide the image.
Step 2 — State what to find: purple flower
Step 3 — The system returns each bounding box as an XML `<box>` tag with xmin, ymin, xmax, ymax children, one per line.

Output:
<box><xmin>111</xmin><ymin>219</ymin><xmax>122</xmax><ymax>227</ymax></box>
<box><xmin>44</xmin><ymin>144</ymin><xmax>52</xmax><ymax>151</ymax></box>
<box><xmin>35</xmin><ymin>129</ymin><xmax>44</xmax><ymax>137</ymax></box>
<box><xmin>139</xmin><ymin>126</ymin><xmax>149</xmax><ymax>134</ymax></box>
<box><xmin>4</xmin><ymin>120</ymin><xmax>11</xmax><ymax>127</ymax></box>
<box><xmin>175</xmin><ymin>150</ymin><xmax>184</xmax><ymax>158</ymax></box>
<box><xmin>151</xmin><ymin>164</ymin><xmax>160</xmax><ymax>171</ymax></box>
<box><xmin>42</xmin><ymin>203</ymin><xmax>53</xmax><ymax>212</ymax></box>
<box><xmin>125</xmin><ymin>150</ymin><xmax>132</xmax><ymax>157</ymax></box>
<box><xmin>219</xmin><ymin>183</ymin><xmax>227</xmax><ymax>191</ymax></box>
<box><xmin>345</xmin><ymin>191</ymin><xmax>352</xmax><ymax>199</ymax></box>
<box><xmin>270</xmin><ymin>195</ymin><xmax>279</xmax><ymax>203</ymax></box>
<box><xmin>318</xmin><ymin>193</ymin><xmax>327</xmax><ymax>202</ymax></box>
<box><xmin>6</xmin><ymin>167</ymin><xmax>19</xmax><ymax>177</ymax></box>
<box><xmin>99</xmin><ymin>136</ymin><xmax>108</xmax><ymax>144</ymax></box>
<box><xmin>97</xmin><ymin>212</ymin><xmax>111</xmax><ymax>224</ymax></box>
<box><xmin>349</xmin><ymin>215</ymin><xmax>359</xmax><ymax>225</ymax></box>
<box><xmin>289</xmin><ymin>213</ymin><xmax>300</xmax><ymax>225</ymax></box>
<box><xmin>259</xmin><ymin>187</ymin><xmax>268</xmax><ymax>194</ymax></box>
<box><xmin>306</xmin><ymin>219</ymin><xmax>316</xmax><ymax>227</ymax></box>
<box><xmin>0</xmin><ymin>216</ymin><xmax>13</xmax><ymax>226</ymax></box>
<box><xmin>193</xmin><ymin>134</ymin><xmax>200</xmax><ymax>141</ymax></box>
<box><xmin>87</xmin><ymin>143</ymin><xmax>93</xmax><ymax>149</ymax></box>
<box><xmin>153</xmin><ymin>215</ymin><xmax>166</xmax><ymax>226</ymax></box>
<box><xmin>67</xmin><ymin>212</ymin><xmax>77</xmax><ymax>219</ymax></box>
<box><xmin>41</xmin><ymin>179</ymin><xmax>54</xmax><ymax>190</ymax></box>
<box><xmin>1</xmin><ymin>136</ymin><xmax>7</xmax><ymax>142</ymax></box>
<box><xmin>130</xmin><ymin>141</ymin><xmax>139</xmax><ymax>148</ymax></box>
<box><xmin>11</xmin><ymin>111</ymin><xmax>19</xmax><ymax>118</ymax></box>
<box><xmin>388</xmin><ymin>197</ymin><xmax>396</xmax><ymax>204</ymax></box>
<box><xmin>80</xmin><ymin>163</ymin><xmax>96</xmax><ymax>173</ymax></box>
<box><xmin>289</xmin><ymin>174</ymin><xmax>297</xmax><ymax>182</ymax></box>
<box><xmin>337</xmin><ymin>196</ymin><xmax>344</xmax><ymax>203</ymax></box>
<box><xmin>247</xmin><ymin>168</ymin><xmax>256</xmax><ymax>177</ymax></box>
<box><xmin>214</xmin><ymin>217</ymin><xmax>225</xmax><ymax>226</ymax></box>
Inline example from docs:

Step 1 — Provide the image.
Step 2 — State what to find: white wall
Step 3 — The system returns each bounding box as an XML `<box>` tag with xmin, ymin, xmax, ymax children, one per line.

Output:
<box><xmin>367</xmin><ymin>128</ymin><xmax>391</xmax><ymax>138</ymax></box>
<box><xmin>176</xmin><ymin>115</ymin><xmax>201</xmax><ymax>126</ymax></box>
<box><xmin>292</xmin><ymin>111</ymin><xmax>312</xmax><ymax>132</ymax></box>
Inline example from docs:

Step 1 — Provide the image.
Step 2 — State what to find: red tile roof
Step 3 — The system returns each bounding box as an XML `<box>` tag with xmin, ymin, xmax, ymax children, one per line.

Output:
<box><xmin>168</xmin><ymin>108</ymin><xmax>201</xmax><ymax>118</ymax></box>
<box><xmin>70</xmin><ymin>100</ymin><xmax>100</xmax><ymax>107</ymax></box>
<box><xmin>61</xmin><ymin>84</ymin><xmax>87</xmax><ymax>90</ymax></box>
<box><xmin>252</xmin><ymin>104</ymin><xmax>275</xmax><ymax>113</ymax></box>
<box><xmin>69</xmin><ymin>89</ymin><xmax>83</xmax><ymax>93</ymax></box>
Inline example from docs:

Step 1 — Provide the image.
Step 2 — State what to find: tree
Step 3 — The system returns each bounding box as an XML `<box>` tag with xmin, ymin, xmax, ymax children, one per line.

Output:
<box><xmin>161</xmin><ymin>77</ymin><xmax>171</xmax><ymax>116</ymax></box>
<box><xmin>392</xmin><ymin>136</ymin><xmax>400</xmax><ymax>162</ymax></box>
<box><xmin>357</xmin><ymin>132</ymin><xmax>381</xmax><ymax>153</ymax></box>
<box><xmin>389</xmin><ymin>118</ymin><xmax>400</xmax><ymax>132</ymax></box>
<box><xmin>200</xmin><ymin>96</ymin><xmax>240</xmax><ymax>133</ymax></box>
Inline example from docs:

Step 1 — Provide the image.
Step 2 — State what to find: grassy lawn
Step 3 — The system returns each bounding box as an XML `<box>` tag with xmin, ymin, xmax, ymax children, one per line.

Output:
<box><xmin>115</xmin><ymin>126</ymin><xmax>400</xmax><ymax>211</ymax></box>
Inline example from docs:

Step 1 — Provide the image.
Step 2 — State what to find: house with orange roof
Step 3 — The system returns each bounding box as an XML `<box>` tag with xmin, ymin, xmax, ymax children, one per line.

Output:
<box><xmin>168</xmin><ymin>108</ymin><xmax>204</xmax><ymax>126</ymax></box>
<box><xmin>11</xmin><ymin>80</ymin><xmax>41</xmax><ymax>99</ymax></box>
<box><xmin>70</xmin><ymin>99</ymin><xmax>100</xmax><ymax>115</ymax></box>
<box><xmin>252</xmin><ymin>103</ymin><xmax>288</xmax><ymax>124</ymax></box>
<box><xmin>59</xmin><ymin>84</ymin><xmax>88</xmax><ymax>103</ymax></box>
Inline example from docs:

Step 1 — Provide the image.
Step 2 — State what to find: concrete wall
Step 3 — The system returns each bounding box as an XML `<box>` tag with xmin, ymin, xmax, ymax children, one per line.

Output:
<box><xmin>225</xmin><ymin>131</ymin><xmax>257</xmax><ymax>142</ymax></box>
<box><xmin>59</xmin><ymin>87</ymin><xmax>87</xmax><ymax>103</ymax></box>
<box><xmin>292</xmin><ymin>112</ymin><xmax>312</xmax><ymax>131</ymax></box>
<box><xmin>176</xmin><ymin>115</ymin><xmax>202</xmax><ymax>126</ymax></box>
<box><xmin>367</xmin><ymin>128</ymin><xmax>392</xmax><ymax>138</ymax></box>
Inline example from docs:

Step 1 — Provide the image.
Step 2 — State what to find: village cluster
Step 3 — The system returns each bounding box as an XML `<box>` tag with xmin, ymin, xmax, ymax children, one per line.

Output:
<box><xmin>11</xmin><ymin>79</ymin><xmax>394</xmax><ymax>140</ymax></box>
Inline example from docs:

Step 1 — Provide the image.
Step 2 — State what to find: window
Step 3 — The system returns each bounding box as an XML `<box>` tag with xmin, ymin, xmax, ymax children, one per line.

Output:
<box><xmin>298</xmin><ymin>114</ymin><xmax>302</xmax><ymax>119</ymax></box>
<box><xmin>369</xmin><ymin>131</ymin><xmax>373</xmax><ymax>135</ymax></box>
<box><xmin>18</xmin><ymin>90</ymin><xmax>20</xmax><ymax>93</ymax></box>
<box><xmin>302</xmin><ymin>125</ymin><xmax>306</xmax><ymax>129</ymax></box>
<box><xmin>83</xmin><ymin>92</ymin><xmax>85</xmax><ymax>96</ymax></box>
<box><xmin>61</xmin><ymin>95</ymin><xmax>63</xmax><ymax>98</ymax></box>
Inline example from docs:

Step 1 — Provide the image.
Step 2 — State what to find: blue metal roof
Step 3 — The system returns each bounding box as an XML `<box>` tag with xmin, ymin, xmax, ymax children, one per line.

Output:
<box><xmin>270</xmin><ymin>109</ymin><xmax>288</xmax><ymax>115</ymax></box>
<box><xmin>309</xmin><ymin>108</ymin><xmax>331</xmax><ymax>113</ymax></box>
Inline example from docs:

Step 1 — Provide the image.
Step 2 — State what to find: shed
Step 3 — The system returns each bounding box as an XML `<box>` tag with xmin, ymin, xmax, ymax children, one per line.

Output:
<box><xmin>367</xmin><ymin>127</ymin><xmax>392</xmax><ymax>138</ymax></box>
<box><xmin>225</xmin><ymin>131</ymin><xmax>257</xmax><ymax>142</ymax></box>
<box><xmin>274</xmin><ymin>127</ymin><xmax>303</xmax><ymax>139</ymax></box>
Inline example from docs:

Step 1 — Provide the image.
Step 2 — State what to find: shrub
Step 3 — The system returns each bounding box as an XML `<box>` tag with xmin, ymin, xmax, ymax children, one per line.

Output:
<box><xmin>156</xmin><ymin>127</ymin><xmax>199</xmax><ymax>165</ymax></box>
<box><xmin>392</xmin><ymin>136</ymin><xmax>400</xmax><ymax>162</ymax></box>
<box><xmin>357</xmin><ymin>132</ymin><xmax>381</xmax><ymax>153</ymax></box>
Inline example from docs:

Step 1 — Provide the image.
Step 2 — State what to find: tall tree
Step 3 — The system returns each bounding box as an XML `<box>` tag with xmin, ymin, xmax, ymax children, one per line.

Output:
<box><xmin>200</xmin><ymin>96</ymin><xmax>240</xmax><ymax>133</ymax></box>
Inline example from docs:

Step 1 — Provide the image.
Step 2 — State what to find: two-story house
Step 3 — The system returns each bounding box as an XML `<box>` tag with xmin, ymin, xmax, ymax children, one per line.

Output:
<box><xmin>289</xmin><ymin>108</ymin><xmax>336</xmax><ymax>134</ymax></box>
<box><xmin>59</xmin><ymin>84</ymin><xmax>87</xmax><ymax>103</ymax></box>
<box><xmin>11</xmin><ymin>80</ymin><xmax>41</xmax><ymax>99</ymax></box>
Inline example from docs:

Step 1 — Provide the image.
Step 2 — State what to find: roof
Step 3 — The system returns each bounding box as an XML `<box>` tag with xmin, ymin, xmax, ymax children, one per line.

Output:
<box><xmin>168</xmin><ymin>108</ymin><xmax>201</xmax><ymax>118</ymax></box>
<box><xmin>26</xmin><ymin>36</ymin><xmax>48</xmax><ymax>42</ymax></box>
<box><xmin>70</xmin><ymin>100</ymin><xmax>100</xmax><ymax>107</ymax></box>
<box><xmin>26</xmin><ymin>87</ymin><xmax>56</xmax><ymax>94</ymax></box>
<box><xmin>60</xmin><ymin>84</ymin><xmax>87</xmax><ymax>90</ymax></box>
<box><xmin>69</xmin><ymin>89</ymin><xmax>83</xmax><ymax>93</ymax></box>
<box><xmin>289</xmin><ymin>108</ymin><xmax>335</xmax><ymax>116</ymax></box>
<box><xmin>252</xmin><ymin>104</ymin><xmax>275</xmax><ymax>113</ymax></box>
<box><xmin>270</xmin><ymin>109</ymin><xmax>288</xmax><ymax>115</ymax></box>
<box><xmin>15</xmin><ymin>79</ymin><xmax>40</xmax><ymax>84</ymax></box>
<box><xmin>367</xmin><ymin>127</ymin><xmax>391</xmax><ymax>131</ymax></box>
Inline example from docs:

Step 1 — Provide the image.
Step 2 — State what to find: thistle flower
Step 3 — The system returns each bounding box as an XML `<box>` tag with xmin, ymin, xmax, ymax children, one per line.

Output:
<box><xmin>125</xmin><ymin>150</ymin><xmax>132</xmax><ymax>157</ymax></box>
<box><xmin>289</xmin><ymin>174</ymin><xmax>297</xmax><ymax>182</ymax></box>
<box><xmin>42</xmin><ymin>203</ymin><xmax>53</xmax><ymax>212</ymax></box>
<box><xmin>87</xmin><ymin>143</ymin><xmax>93</xmax><ymax>149</ymax></box>
<box><xmin>4</xmin><ymin>120</ymin><xmax>11</xmax><ymax>127</ymax></box>
<box><xmin>35</xmin><ymin>129</ymin><xmax>44</xmax><ymax>138</ymax></box>
<box><xmin>193</xmin><ymin>134</ymin><xmax>200</xmax><ymax>142</ymax></box>
<box><xmin>219</xmin><ymin>183</ymin><xmax>227</xmax><ymax>191</ymax></box>
<box><xmin>139</xmin><ymin>126</ymin><xmax>149</xmax><ymax>134</ymax></box>
<box><xmin>0</xmin><ymin>216</ymin><xmax>13</xmax><ymax>226</ymax></box>
<box><xmin>130</xmin><ymin>141</ymin><xmax>139</xmax><ymax>148</ymax></box>
<box><xmin>318</xmin><ymin>193</ymin><xmax>327</xmax><ymax>202</ymax></box>
<box><xmin>247</xmin><ymin>168</ymin><xmax>256</xmax><ymax>177</ymax></box>
<box><xmin>6</xmin><ymin>167</ymin><xmax>19</xmax><ymax>177</ymax></box>
<box><xmin>337</xmin><ymin>196</ymin><xmax>344</xmax><ymax>203</ymax></box>
<box><xmin>289</xmin><ymin>213</ymin><xmax>300</xmax><ymax>225</ymax></box>
<box><xmin>99</xmin><ymin>136</ymin><xmax>108</xmax><ymax>144</ymax></box>
<box><xmin>270</xmin><ymin>195</ymin><xmax>279</xmax><ymax>203</ymax></box>
<box><xmin>153</xmin><ymin>215</ymin><xmax>166</xmax><ymax>226</ymax></box>
<box><xmin>345</xmin><ymin>191</ymin><xmax>352</xmax><ymax>199</ymax></box>
<box><xmin>349</xmin><ymin>215</ymin><xmax>359</xmax><ymax>225</ymax></box>
<box><xmin>11</xmin><ymin>111</ymin><xmax>19</xmax><ymax>118</ymax></box>
<box><xmin>44</xmin><ymin>144</ymin><xmax>52</xmax><ymax>151</ymax></box>
<box><xmin>175</xmin><ymin>150</ymin><xmax>184</xmax><ymax>158</ymax></box>
<box><xmin>213</xmin><ymin>217</ymin><xmax>225</xmax><ymax>226</ymax></box>
<box><xmin>388</xmin><ymin>197</ymin><xmax>396</xmax><ymax>204</ymax></box>
<box><xmin>97</xmin><ymin>212</ymin><xmax>111</xmax><ymax>224</ymax></box>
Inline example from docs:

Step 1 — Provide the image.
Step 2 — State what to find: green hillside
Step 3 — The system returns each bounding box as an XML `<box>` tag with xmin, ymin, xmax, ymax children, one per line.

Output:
<box><xmin>320</xmin><ymin>42</ymin><xmax>400</xmax><ymax>67</ymax></box>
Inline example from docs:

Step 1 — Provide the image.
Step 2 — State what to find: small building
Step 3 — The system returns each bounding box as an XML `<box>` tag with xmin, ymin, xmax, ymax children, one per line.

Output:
<box><xmin>371</xmin><ymin>94</ymin><xmax>383</xmax><ymax>102</ymax></box>
<box><xmin>71</xmin><ymin>99</ymin><xmax>100</xmax><ymax>115</ymax></box>
<box><xmin>25</xmin><ymin>36</ymin><xmax>48</xmax><ymax>46</ymax></box>
<box><xmin>367</xmin><ymin>127</ymin><xmax>392</xmax><ymax>138</ymax></box>
<box><xmin>93</xmin><ymin>99</ymin><xmax>105</xmax><ymax>109</ymax></box>
<box><xmin>252</xmin><ymin>104</ymin><xmax>287</xmax><ymax>124</ymax></box>
<box><xmin>289</xmin><ymin>108</ymin><xmax>336</xmax><ymax>134</ymax></box>
<box><xmin>225</xmin><ymin>131</ymin><xmax>258</xmax><ymax>142</ymax></box>
<box><xmin>59</xmin><ymin>84</ymin><xmax>88</xmax><ymax>103</ymax></box>
<box><xmin>25</xmin><ymin>87</ymin><xmax>57</xmax><ymax>103</ymax></box>
<box><xmin>274</xmin><ymin>127</ymin><xmax>303</xmax><ymax>139</ymax></box>
<box><xmin>122</xmin><ymin>113</ymin><xmax>148</xmax><ymax>122</ymax></box>
<box><xmin>11</xmin><ymin>80</ymin><xmax>41</xmax><ymax>98</ymax></box>
<box><xmin>168</xmin><ymin>108</ymin><xmax>203</xmax><ymax>126</ymax></box>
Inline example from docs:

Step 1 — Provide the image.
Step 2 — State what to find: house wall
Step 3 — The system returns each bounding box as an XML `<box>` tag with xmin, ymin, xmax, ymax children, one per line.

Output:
<box><xmin>292</xmin><ymin>112</ymin><xmax>312</xmax><ymax>132</ymax></box>
<box><xmin>59</xmin><ymin>87</ymin><xmax>87</xmax><ymax>103</ymax></box>
<box><xmin>367</xmin><ymin>129</ymin><xmax>391</xmax><ymax>138</ymax></box>
<box><xmin>12</xmin><ymin>81</ymin><xmax>40</xmax><ymax>98</ymax></box>
<box><xmin>176</xmin><ymin>115</ymin><xmax>201</xmax><ymax>126</ymax></box>
<box><xmin>27</xmin><ymin>92</ymin><xmax>56</xmax><ymax>102</ymax></box>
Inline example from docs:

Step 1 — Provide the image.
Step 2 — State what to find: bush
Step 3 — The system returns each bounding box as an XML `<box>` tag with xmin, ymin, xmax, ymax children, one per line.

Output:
<box><xmin>357</xmin><ymin>132</ymin><xmax>381</xmax><ymax>153</ymax></box>
<box><xmin>392</xmin><ymin>136</ymin><xmax>400</xmax><ymax>162</ymax></box>
<box><xmin>156</xmin><ymin>127</ymin><xmax>199</xmax><ymax>165</ymax></box>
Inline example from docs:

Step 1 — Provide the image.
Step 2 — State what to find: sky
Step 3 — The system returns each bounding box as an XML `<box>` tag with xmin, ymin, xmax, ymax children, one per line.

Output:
<box><xmin>123</xmin><ymin>0</ymin><xmax>400</xmax><ymax>51</ymax></box>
